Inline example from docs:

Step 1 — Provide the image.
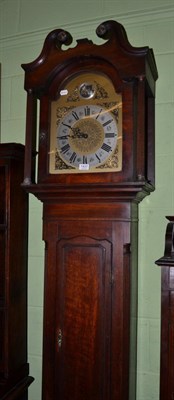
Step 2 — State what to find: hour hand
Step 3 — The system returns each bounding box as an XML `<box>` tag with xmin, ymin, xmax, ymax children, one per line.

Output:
<box><xmin>58</xmin><ymin>132</ymin><xmax>87</xmax><ymax>140</ymax></box>
<box><xmin>60</xmin><ymin>124</ymin><xmax>88</xmax><ymax>139</ymax></box>
<box><xmin>71</xmin><ymin>127</ymin><xmax>88</xmax><ymax>139</ymax></box>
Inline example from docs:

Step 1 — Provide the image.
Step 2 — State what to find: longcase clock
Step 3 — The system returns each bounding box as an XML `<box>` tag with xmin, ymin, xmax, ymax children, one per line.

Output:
<box><xmin>21</xmin><ymin>20</ymin><xmax>158</xmax><ymax>400</ymax></box>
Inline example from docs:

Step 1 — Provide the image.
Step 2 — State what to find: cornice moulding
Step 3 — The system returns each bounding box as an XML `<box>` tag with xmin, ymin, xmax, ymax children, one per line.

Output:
<box><xmin>1</xmin><ymin>5</ymin><xmax>174</xmax><ymax>50</ymax></box>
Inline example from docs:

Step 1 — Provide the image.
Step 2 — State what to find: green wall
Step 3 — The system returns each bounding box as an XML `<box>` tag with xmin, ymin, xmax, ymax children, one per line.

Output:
<box><xmin>1</xmin><ymin>1</ymin><xmax>174</xmax><ymax>399</ymax></box>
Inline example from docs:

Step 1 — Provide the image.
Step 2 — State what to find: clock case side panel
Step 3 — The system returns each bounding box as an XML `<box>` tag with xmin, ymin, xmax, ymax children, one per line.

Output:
<box><xmin>0</xmin><ymin>143</ymin><xmax>34</xmax><ymax>399</ymax></box>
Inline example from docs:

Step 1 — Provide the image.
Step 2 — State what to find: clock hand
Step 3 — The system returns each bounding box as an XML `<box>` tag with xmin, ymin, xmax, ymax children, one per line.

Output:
<box><xmin>59</xmin><ymin>132</ymin><xmax>88</xmax><ymax>140</ymax></box>
<box><xmin>72</xmin><ymin>132</ymin><xmax>88</xmax><ymax>139</ymax></box>
<box><xmin>61</xmin><ymin>123</ymin><xmax>88</xmax><ymax>138</ymax></box>
<box><xmin>71</xmin><ymin>127</ymin><xmax>88</xmax><ymax>139</ymax></box>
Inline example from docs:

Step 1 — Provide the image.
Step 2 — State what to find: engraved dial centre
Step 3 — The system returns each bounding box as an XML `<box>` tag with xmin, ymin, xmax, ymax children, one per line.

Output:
<box><xmin>69</xmin><ymin>118</ymin><xmax>104</xmax><ymax>155</ymax></box>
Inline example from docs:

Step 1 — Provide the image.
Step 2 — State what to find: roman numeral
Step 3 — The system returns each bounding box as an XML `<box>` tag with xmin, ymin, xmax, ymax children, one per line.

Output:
<box><xmin>105</xmin><ymin>132</ymin><xmax>115</xmax><ymax>138</ymax></box>
<box><xmin>95</xmin><ymin>154</ymin><xmax>101</xmax><ymax>163</ymax></box>
<box><xmin>61</xmin><ymin>144</ymin><xmax>70</xmax><ymax>154</ymax></box>
<box><xmin>102</xmin><ymin>119</ymin><xmax>113</xmax><ymax>127</ymax></box>
<box><xmin>72</xmin><ymin>111</ymin><xmax>79</xmax><ymax>120</ymax></box>
<box><xmin>69</xmin><ymin>152</ymin><xmax>77</xmax><ymax>163</ymax></box>
<box><xmin>101</xmin><ymin>143</ymin><xmax>112</xmax><ymax>152</ymax></box>
<box><xmin>84</xmin><ymin>106</ymin><xmax>90</xmax><ymax>116</ymax></box>
<box><xmin>83</xmin><ymin>156</ymin><xmax>88</xmax><ymax>164</ymax></box>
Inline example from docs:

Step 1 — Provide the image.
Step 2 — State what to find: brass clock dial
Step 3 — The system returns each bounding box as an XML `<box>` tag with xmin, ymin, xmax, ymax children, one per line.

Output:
<box><xmin>56</xmin><ymin>104</ymin><xmax>118</xmax><ymax>171</ymax></box>
<box><xmin>49</xmin><ymin>72</ymin><xmax>122</xmax><ymax>174</ymax></box>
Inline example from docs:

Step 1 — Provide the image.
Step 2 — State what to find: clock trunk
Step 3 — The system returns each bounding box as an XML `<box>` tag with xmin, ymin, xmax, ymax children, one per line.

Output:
<box><xmin>42</xmin><ymin>202</ymin><xmax>138</xmax><ymax>400</ymax></box>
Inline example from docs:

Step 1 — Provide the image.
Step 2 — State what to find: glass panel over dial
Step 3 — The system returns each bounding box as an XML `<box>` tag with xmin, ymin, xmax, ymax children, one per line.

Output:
<box><xmin>49</xmin><ymin>72</ymin><xmax>122</xmax><ymax>174</ymax></box>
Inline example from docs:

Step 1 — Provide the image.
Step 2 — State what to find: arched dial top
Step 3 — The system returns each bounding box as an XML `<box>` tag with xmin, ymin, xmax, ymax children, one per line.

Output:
<box><xmin>49</xmin><ymin>71</ymin><xmax>122</xmax><ymax>174</ymax></box>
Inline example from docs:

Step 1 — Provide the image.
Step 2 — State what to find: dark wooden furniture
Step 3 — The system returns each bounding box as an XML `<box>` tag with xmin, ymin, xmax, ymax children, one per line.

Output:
<box><xmin>0</xmin><ymin>143</ymin><xmax>33</xmax><ymax>400</ymax></box>
<box><xmin>21</xmin><ymin>20</ymin><xmax>158</xmax><ymax>400</ymax></box>
<box><xmin>156</xmin><ymin>216</ymin><xmax>174</xmax><ymax>400</ymax></box>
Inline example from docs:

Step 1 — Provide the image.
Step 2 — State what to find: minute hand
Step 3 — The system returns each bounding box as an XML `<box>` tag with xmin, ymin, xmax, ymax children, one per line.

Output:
<box><xmin>61</xmin><ymin>123</ymin><xmax>88</xmax><ymax>138</ymax></box>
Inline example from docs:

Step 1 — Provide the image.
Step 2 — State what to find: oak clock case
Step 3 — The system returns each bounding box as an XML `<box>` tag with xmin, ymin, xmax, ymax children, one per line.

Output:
<box><xmin>22</xmin><ymin>20</ymin><xmax>158</xmax><ymax>400</ymax></box>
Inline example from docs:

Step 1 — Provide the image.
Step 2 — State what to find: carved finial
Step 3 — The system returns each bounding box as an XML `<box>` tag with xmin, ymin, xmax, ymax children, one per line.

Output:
<box><xmin>96</xmin><ymin>20</ymin><xmax>126</xmax><ymax>42</ymax></box>
<box><xmin>55</xmin><ymin>29</ymin><xmax>73</xmax><ymax>48</ymax></box>
<box><xmin>96</xmin><ymin>22</ymin><xmax>108</xmax><ymax>39</ymax></box>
